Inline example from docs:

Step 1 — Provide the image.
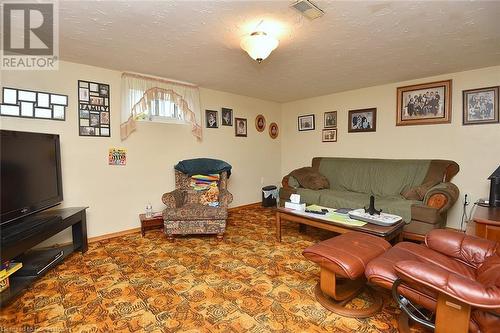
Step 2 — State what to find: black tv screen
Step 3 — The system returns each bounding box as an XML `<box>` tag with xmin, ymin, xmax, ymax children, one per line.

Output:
<box><xmin>1</xmin><ymin>130</ymin><xmax>63</xmax><ymax>225</ymax></box>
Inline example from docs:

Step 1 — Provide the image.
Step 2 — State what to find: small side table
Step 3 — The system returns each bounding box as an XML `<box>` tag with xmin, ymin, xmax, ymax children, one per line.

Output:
<box><xmin>467</xmin><ymin>205</ymin><xmax>500</xmax><ymax>242</ymax></box>
<box><xmin>139</xmin><ymin>213</ymin><xmax>163</xmax><ymax>237</ymax></box>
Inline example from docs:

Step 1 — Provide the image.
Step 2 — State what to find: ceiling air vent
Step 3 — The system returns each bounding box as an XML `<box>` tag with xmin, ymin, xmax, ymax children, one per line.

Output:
<box><xmin>290</xmin><ymin>0</ymin><xmax>324</xmax><ymax>20</ymax></box>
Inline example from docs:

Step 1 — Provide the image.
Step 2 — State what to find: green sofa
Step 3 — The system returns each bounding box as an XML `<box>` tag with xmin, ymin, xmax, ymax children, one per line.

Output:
<box><xmin>279</xmin><ymin>157</ymin><xmax>460</xmax><ymax>238</ymax></box>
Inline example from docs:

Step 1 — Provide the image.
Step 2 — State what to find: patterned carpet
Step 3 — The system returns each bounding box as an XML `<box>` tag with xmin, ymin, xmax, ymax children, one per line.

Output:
<box><xmin>1</xmin><ymin>206</ymin><xmax>419</xmax><ymax>332</ymax></box>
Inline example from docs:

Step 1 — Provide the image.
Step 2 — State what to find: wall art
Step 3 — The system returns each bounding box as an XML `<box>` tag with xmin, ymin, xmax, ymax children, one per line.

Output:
<box><xmin>348</xmin><ymin>108</ymin><xmax>376</xmax><ymax>132</ymax></box>
<box><xmin>1</xmin><ymin>87</ymin><xmax>67</xmax><ymax>120</ymax></box>
<box><xmin>322</xmin><ymin>129</ymin><xmax>337</xmax><ymax>142</ymax></box>
<box><xmin>235</xmin><ymin>117</ymin><xmax>247</xmax><ymax>137</ymax></box>
<box><xmin>298</xmin><ymin>114</ymin><xmax>315</xmax><ymax>131</ymax></box>
<box><xmin>396</xmin><ymin>79</ymin><xmax>452</xmax><ymax>126</ymax></box>
<box><xmin>221</xmin><ymin>107</ymin><xmax>233</xmax><ymax>126</ymax></box>
<box><xmin>206</xmin><ymin>110</ymin><xmax>218</xmax><ymax>128</ymax></box>
<box><xmin>78</xmin><ymin>80</ymin><xmax>110</xmax><ymax>137</ymax></box>
<box><xmin>269</xmin><ymin>122</ymin><xmax>279</xmax><ymax>139</ymax></box>
<box><xmin>324</xmin><ymin>111</ymin><xmax>337</xmax><ymax>128</ymax></box>
<box><xmin>255</xmin><ymin>114</ymin><xmax>266</xmax><ymax>132</ymax></box>
<box><xmin>463</xmin><ymin>86</ymin><xmax>499</xmax><ymax>125</ymax></box>
<box><xmin>108</xmin><ymin>148</ymin><xmax>126</xmax><ymax>165</ymax></box>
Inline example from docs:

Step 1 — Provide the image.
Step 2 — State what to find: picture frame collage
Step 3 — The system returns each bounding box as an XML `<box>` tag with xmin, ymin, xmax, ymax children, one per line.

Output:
<box><xmin>205</xmin><ymin>108</ymin><xmax>279</xmax><ymax>139</ymax></box>
<box><xmin>78</xmin><ymin>80</ymin><xmax>110</xmax><ymax>137</ymax></box>
<box><xmin>0</xmin><ymin>87</ymin><xmax>68</xmax><ymax>121</ymax></box>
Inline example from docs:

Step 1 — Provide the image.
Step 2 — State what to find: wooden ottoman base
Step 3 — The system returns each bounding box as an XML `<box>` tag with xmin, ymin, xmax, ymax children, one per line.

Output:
<box><xmin>314</xmin><ymin>268</ymin><xmax>383</xmax><ymax>318</ymax></box>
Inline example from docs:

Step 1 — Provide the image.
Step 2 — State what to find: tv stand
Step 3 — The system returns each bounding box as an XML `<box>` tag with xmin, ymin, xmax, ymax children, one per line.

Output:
<box><xmin>0</xmin><ymin>207</ymin><xmax>88</xmax><ymax>307</ymax></box>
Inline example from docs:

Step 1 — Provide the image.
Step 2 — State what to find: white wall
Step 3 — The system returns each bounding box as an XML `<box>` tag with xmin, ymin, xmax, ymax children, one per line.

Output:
<box><xmin>280</xmin><ymin>66</ymin><xmax>500</xmax><ymax>229</ymax></box>
<box><xmin>0</xmin><ymin>61</ymin><xmax>282</xmax><ymax>240</ymax></box>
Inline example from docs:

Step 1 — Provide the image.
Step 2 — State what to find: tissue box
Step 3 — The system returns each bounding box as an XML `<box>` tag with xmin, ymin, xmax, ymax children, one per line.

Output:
<box><xmin>285</xmin><ymin>201</ymin><xmax>306</xmax><ymax>211</ymax></box>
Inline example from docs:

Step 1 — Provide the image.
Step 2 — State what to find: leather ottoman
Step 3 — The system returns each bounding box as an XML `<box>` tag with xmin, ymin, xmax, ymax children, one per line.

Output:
<box><xmin>303</xmin><ymin>231</ymin><xmax>391</xmax><ymax>318</ymax></box>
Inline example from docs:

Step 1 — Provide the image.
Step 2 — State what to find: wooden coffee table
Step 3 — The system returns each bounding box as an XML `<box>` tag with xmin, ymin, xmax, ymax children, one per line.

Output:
<box><xmin>276</xmin><ymin>207</ymin><xmax>404</xmax><ymax>243</ymax></box>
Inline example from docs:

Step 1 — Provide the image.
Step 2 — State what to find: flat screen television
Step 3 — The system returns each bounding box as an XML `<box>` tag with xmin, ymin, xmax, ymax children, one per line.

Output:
<box><xmin>1</xmin><ymin>130</ymin><xmax>63</xmax><ymax>225</ymax></box>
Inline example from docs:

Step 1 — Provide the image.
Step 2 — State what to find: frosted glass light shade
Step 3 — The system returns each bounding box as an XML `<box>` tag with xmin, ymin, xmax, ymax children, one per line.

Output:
<box><xmin>240</xmin><ymin>31</ymin><xmax>279</xmax><ymax>63</ymax></box>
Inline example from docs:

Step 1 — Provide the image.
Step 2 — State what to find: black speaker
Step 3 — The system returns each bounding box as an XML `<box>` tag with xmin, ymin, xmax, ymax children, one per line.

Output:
<box><xmin>488</xmin><ymin>166</ymin><xmax>500</xmax><ymax>207</ymax></box>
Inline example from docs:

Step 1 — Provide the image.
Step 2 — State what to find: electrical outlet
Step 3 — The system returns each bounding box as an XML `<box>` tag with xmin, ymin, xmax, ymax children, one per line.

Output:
<box><xmin>463</xmin><ymin>194</ymin><xmax>469</xmax><ymax>206</ymax></box>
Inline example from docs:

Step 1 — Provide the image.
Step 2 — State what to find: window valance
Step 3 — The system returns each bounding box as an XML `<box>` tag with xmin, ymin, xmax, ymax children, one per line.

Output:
<box><xmin>120</xmin><ymin>72</ymin><xmax>202</xmax><ymax>140</ymax></box>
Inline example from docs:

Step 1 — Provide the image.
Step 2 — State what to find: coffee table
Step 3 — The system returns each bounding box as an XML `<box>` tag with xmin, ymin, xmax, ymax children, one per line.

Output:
<box><xmin>276</xmin><ymin>207</ymin><xmax>404</xmax><ymax>243</ymax></box>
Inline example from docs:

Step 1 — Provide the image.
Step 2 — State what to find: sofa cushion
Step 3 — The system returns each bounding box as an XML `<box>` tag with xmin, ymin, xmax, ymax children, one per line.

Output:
<box><xmin>401</xmin><ymin>180</ymin><xmax>440</xmax><ymax>200</ymax></box>
<box><xmin>296</xmin><ymin>188</ymin><xmax>322</xmax><ymax>204</ymax></box>
<box><xmin>317</xmin><ymin>158</ymin><xmax>431</xmax><ymax>196</ymax></box>
<box><xmin>290</xmin><ymin>167</ymin><xmax>329</xmax><ymax>190</ymax></box>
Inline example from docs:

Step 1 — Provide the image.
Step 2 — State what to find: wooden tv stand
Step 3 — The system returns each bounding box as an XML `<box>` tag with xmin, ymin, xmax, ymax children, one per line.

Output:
<box><xmin>0</xmin><ymin>207</ymin><xmax>88</xmax><ymax>307</ymax></box>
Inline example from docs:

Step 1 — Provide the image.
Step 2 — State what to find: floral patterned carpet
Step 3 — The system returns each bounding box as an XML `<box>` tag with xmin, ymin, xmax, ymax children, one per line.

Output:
<box><xmin>1</xmin><ymin>205</ymin><xmax>419</xmax><ymax>332</ymax></box>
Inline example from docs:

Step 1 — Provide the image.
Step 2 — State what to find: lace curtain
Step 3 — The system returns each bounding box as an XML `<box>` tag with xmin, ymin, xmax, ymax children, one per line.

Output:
<box><xmin>120</xmin><ymin>72</ymin><xmax>202</xmax><ymax>140</ymax></box>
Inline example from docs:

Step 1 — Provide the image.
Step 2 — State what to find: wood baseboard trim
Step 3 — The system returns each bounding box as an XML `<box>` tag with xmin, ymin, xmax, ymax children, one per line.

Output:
<box><xmin>89</xmin><ymin>227</ymin><xmax>142</xmax><ymax>243</ymax></box>
<box><xmin>228</xmin><ymin>202</ymin><xmax>261</xmax><ymax>211</ymax></box>
<box><xmin>74</xmin><ymin>203</ymin><xmax>264</xmax><ymax>245</ymax></box>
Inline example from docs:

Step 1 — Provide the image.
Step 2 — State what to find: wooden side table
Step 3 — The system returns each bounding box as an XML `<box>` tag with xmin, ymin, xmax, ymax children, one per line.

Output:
<box><xmin>467</xmin><ymin>205</ymin><xmax>500</xmax><ymax>242</ymax></box>
<box><xmin>139</xmin><ymin>213</ymin><xmax>163</xmax><ymax>237</ymax></box>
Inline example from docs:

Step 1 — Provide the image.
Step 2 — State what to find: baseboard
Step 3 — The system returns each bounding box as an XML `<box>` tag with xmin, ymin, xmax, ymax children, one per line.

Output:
<box><xmin>228</xmin><ymin>202</ymin><xmax>261</xmax><ymax>211</ymax></box>
<box><xmin>88</xmin><ymin>227</ymin><xmax>142</xmax><ymax>243</ymax></box>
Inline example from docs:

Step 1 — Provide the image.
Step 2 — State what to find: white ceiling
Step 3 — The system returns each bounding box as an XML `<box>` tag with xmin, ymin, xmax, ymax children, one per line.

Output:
<box><xmin>59</xmin><ymin>0</ymin><xmax>500</xmax><ymax>102</ymax></box>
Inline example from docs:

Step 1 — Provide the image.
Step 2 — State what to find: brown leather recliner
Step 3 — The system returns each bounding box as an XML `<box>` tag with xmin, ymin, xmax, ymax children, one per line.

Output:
<box><xmin>365</xmin><ymin>229</ymin><xmax>500</xmax><ymax>333</ymax></box>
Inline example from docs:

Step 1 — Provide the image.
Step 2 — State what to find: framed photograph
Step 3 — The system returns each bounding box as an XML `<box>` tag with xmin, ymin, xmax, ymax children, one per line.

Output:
<box><xmin>463</xmin><ymin>86</ymin><xmax>499</xmax><ymax>125</ymax></box>
<box><xmin>348</xmin><ymin>108</ymin><xmax>376</xmax><ymax>132</ymax></box>
<box><xmin>255</xmin><ymin>114</ymin><xmax>266</xmax><ymax>132</ymax></box>
<box><xmin>206</xmin><ymin>110</ymin><xmax>218</xmax><ymax>128</ymax></box>
<box><xmin>322</xmin><ymin>129</ymin><xmax>337</xmax><ymax>142</ymax></box>
<box><xmin>221</xmin><ymin>107</ymin><xmax>233</xmax><ymax>126</ymax></box>
<box><xmin>269</xmin><ymin>122</ymin><xmax>279</xmax><ymax>139</ymax></box>
<box><xmin>298</xmin><ymin>114</ymin><xmax>315</xmax><ymax>131</ymax></box>
<box><xmin>79</xmin><ymin>88</ymin><xmax>89</xmax><ymax>102</ymax></box>
<box><xmin>397</xmin><ymin>79</ymin><xmax>452</xmax><ymax>126</ymax></box>
<box><xmin>235</xmin><ymin>117</ymin><xmax>247</xmax><ymax>137</ymax></box>
<box><xmin>324</xmin><ymin>111</ymin><xmax>337</xmax><ymax>128</ymax></box>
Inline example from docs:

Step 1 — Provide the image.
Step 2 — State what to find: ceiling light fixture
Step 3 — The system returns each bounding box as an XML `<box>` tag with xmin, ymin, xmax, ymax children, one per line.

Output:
<box><xmin>240</xmin><ymin>31</ymin><xmax>279</xmax><ymax>64</ymax></box>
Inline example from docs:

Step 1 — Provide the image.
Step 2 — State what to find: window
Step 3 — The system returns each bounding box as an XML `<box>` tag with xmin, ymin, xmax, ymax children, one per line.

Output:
<box><xmin>121</xmin><ymin>73</ymin><xmax>202</xmax><ymax>140</ymax></box>
<box><xmin>130</xmin><ymin>89</ymin><xmax>185</xmax><ymax>123</ymax></box>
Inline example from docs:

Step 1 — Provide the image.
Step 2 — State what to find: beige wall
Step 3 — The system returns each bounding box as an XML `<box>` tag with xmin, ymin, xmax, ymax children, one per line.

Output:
<box><xmin>281</xmin><ymin>65</ymin><xmax>500</xmax><ymax>229</ymax></box>
<box><xmin>2</xmin><ymin>61</ymin><xmax>498</xmax><ymax>238</ymax></box>
<box><xmin>0</xmin><ymin>61</ymin><xmax>282</xmax><ymax>240</ymax></box>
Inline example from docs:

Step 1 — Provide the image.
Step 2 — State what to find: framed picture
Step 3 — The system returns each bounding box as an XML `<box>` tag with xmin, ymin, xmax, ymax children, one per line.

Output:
<box><xmin>463</xmin><ymin>86</ymin><xmax>499</xmax><ymax>125</ymax></box>
<box><xmin>78</xmin><ymin>80</ymin><xmax>110</xmax><ymax>137</ymax></box>
<box><xmin>206</xmin><ymin>110</ymin><xmax>218</xmax><ymax>128</ymax></box>
<box><xmin>396</xmin><ymin>79</ymin><xmax>452</xmax><ymax>126</ymax></box>
<box><xmin>235</xmin><ymin>117</ymin><xmax>247</xmax><ymax>137</ymax></box>
<box><xmin>322</xmin><ymin>129</ymin><xmax>337</xmax><ymax>142</ymax></box>
<box><xmin>324</xmin><ymin>111</ymin><xmax>337</xmax><ymax>128</ymax></box>
<box><xmin>221</xmin><ymin>107</ymin><xmax>233</xmax><ymax>126</ymax></box>
<box><xmin>298</xmin><ymin>114</ymin><xmax>315</xmax><ymax>131</ymax></box>
<box><xmin>348</xmin><ymin>108</ymin><xmax>376</xmax><ymax>132</ymax></box>
<box><xmin>269</xmin><ymin>122</ymin><xmax>279</xmax><ymax>139</ymax></box>
<box><xmin>255</xmin><ymin>114</ymin><xmax>266</xmax><ymax>132</ymax></box>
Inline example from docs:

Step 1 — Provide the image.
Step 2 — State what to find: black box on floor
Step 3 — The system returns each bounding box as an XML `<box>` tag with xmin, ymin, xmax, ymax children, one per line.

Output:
<box><xmin>13</xmin><ymin>247</ymin><xmax>65</xmax><ymax>277</ymax></box>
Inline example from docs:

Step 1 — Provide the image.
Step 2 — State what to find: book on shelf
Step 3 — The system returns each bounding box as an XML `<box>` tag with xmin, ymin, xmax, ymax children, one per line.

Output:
<box><xmin>0</xmin><ymin>262</ymin><xmax>23</xmax><ymax>292</ymax></box>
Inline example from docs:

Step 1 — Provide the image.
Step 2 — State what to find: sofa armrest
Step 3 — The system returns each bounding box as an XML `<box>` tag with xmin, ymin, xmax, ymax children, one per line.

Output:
<box><xmin>219</xmin><ymin>189</ymin><xmax>233</xmax><ymax>207</ymax></box>
<box><xmin>395</xmin><ymin>260</ymin><xmax>500</xmax><ymax>309</ymax></box>
<box><xmin>423</xmin><ymin>182</ymin><xmax>459</xmax><ymax>211</ymax></box>
<box><xmin>424</xmin><ymin>229</ymin><xmax>498</xmax><ymax>268</ymax></box>
<box><xmin>162</xmin><ymin>189</ymin><xmax>186</xmax><ymax>209</ymax></box>
<box><xmin>280</xmin><ymin>175</ymin><xmax>298</xmax><ymax>201</ymax></box>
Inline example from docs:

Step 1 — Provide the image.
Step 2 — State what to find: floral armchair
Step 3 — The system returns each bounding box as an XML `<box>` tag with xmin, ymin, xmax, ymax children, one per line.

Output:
<box><xmin>162</xmin><ymin>170</ymin><xmax>233</xmax><ymax>241</ymax></box>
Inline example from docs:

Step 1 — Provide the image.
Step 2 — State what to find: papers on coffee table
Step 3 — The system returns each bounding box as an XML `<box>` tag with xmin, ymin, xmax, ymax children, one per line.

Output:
<box><xmin>348</xmin><ymin>209</ymin><xmax>402</xmax><ymax>226</ymax></box>
<box><xmin>293</xmin><ymin>205</ymin><xmax>367</xmax><ymax>227</ymax></box>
